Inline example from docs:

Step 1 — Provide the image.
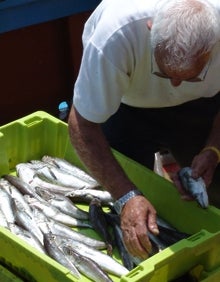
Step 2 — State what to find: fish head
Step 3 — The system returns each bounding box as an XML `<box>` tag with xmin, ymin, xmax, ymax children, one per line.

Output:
<box><xmin>195</xmin><ymin>190</ymin><xmax>209</xmax><ymax>208</ymax></box>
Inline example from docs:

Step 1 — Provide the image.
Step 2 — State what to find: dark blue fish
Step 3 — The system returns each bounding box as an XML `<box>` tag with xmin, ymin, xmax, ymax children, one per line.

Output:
<box><xmin>105</xmin><ymin>212</ymin><xmax>135</xmax><ymax>270</ymax></box>
<box><xmin>89</xmin><ymin>197</ymin><xmax>113</xmax><ymax>256</ymax></box>
<box><xmin>178</xmin><ymin>167</ymin><xmax>209</xmax><ymax>208</ymax></box>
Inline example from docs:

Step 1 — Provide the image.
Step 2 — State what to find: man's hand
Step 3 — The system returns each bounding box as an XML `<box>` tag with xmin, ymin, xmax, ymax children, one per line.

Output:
<box><xmin>120</xmin><ymin>195</ymin><xmax>159</xmax><ymax>259</ymax></box>
<box><xmin>191</xmin><ymin>149</ymin><xmax>219</xmax><ymax>186</ymax></box>
<box><xmin>172</xmin><ymin>148</ymin><xmax>219</xmax><ymax>200</ymax></box>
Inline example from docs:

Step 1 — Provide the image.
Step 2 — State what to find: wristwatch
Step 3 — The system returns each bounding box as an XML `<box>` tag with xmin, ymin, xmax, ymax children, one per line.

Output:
<box><xmin>114</xmin><ymin>189</ymin><xmax>143</xmax><ymax>215</ymax></box>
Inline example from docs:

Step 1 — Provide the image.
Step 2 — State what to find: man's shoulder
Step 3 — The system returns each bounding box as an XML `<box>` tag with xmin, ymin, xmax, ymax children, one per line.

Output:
<box><xmin>83</xmin><ymin>0</ymin><xmax>155</xmax><ymax>47</ymax></box>
<box><xmin>207</xmin><ymin>0</ymin><xmax>220</xmax><ymax>10</ymax></box>
<box><xmin>87</xmin><ymin>0</ymin><xmax>156</xmax><ymax>28</ymax></box>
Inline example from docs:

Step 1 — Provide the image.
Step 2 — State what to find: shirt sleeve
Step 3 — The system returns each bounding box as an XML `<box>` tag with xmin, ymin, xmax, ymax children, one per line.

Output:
<box><xmin>73</xmin><ymin>42</ymin><xmax>130</xmax><ymax>123</ymax></box>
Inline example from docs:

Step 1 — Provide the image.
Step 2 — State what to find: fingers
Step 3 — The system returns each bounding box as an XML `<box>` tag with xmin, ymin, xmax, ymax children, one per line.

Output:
<box><xmin>120</xmin><ymin>196</ymin><xmax>158</xmax><ymax>259</ymax></box>
<box><xmin>191</xmin><ymin>152</ymin><xmax>217</xmax><ymax>186</ymax></box>
<box><xmin>147</xmin><ymin>210</ymin><xmax>159</xmax><ymax>235</ymax></box>
<box><xmin>122</xmin><ymin>224</ymin><xmax>151</xmax><ymax>259</ymax></box>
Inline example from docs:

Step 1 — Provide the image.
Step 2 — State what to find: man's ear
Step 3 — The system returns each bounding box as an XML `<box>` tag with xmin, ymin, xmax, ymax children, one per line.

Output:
<box><xmin>147</xmin><ymin>19</ymin><xmax>152</xmax><ymax>30</ymax></box>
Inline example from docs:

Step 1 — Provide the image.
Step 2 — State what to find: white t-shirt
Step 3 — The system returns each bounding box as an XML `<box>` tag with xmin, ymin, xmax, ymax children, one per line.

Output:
<box><xmin>73</xmin><ymin>0</ymin><xmax>220</xmax><ymax>123</ymax></box>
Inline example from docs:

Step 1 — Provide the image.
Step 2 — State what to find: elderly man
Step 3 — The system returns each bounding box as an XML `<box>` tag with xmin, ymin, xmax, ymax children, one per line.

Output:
<box><xmin>68</xmin><ymin>0</ymin><xmax>220</xmax><ymax>259</ymax></box>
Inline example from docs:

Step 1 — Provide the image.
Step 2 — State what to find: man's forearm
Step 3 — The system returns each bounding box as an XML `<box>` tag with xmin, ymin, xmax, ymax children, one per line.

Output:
<box><xmin>68</xmin><ymin>106</ymin><xmax>136</xmax><ymax>200</ymax></box>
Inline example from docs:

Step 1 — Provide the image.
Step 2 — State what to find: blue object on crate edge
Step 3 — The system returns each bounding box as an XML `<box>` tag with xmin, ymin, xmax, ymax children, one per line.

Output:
<box><xmin>0</xmin><ymin>0</ymin><xmax>101</xmax><ymax>34</ymax></box>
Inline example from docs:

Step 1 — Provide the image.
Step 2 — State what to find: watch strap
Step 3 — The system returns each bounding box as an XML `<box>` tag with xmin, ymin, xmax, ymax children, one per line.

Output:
<box><xmin>114</xmin><ymin>189</ymin><xmax>143</xmax><ymax>215</ymax></box>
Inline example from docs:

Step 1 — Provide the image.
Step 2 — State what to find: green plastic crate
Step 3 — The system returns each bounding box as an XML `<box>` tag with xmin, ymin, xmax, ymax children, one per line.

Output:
<box><xmin>0</xmin><ymin>264</ymin><xmax>24</xmax><ymax>282</ymax></box>
<box><xmin>0</xmin><ymin>111</ymin><xmax>220</xmax><ymax>282</ymax></box>
<box><xmin>199</xmin><ymin>266</ymin><xmax>220</xmax><ymax>282</ymax></box>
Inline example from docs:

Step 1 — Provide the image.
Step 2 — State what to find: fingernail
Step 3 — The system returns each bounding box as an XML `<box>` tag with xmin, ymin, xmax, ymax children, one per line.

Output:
<box><xmin>152</xmin><ymin>227</ymin><xmax>159</xmax><ymax>234</ymax></box>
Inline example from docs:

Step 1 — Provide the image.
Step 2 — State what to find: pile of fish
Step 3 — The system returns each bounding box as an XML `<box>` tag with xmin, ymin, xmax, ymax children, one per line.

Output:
<box><xmin>0</xmin><ymin>155</ymin><xmax>190</xmax><ymax>282</ymax></box>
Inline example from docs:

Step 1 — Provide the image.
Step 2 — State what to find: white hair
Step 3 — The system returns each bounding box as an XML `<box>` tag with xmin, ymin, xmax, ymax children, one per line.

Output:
<box><xmin>151</xmin><ymin>0</ymin><xmax>220</xmax><ymax>71</ymax></box>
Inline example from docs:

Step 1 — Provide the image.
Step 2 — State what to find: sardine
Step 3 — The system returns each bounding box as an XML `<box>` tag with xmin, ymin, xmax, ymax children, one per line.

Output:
<box><xmin>13</xmin><ymin>198</ymin><xmax>44</xmax><ymax>245</ymax></box>
<box><xmin>66</xmin><ymin>189</ymin><xmax>114</xmax><ymax>205</ymax></box>
<box><xmin>178</xmin><ymin>167</ymin><xmax>209</xmax><ymax>208</ymax></box>
<box><xmin>16</xmin><ymin>164</ymin><xmax>76</xmax><ymax>195</ymax></box>
<box><xmin>4</xmin><ymin>173</ymin><xmax>43</xmax><ymax>202</ymax></box>
<box><xmin>9</xmin><ymin>223</ymin><xmax>46</xmax><ymax>254</ymax></box>
<box><xmin>38</xmin><ymin>218</ymin><xmax>107</xmax><ymax>250</ymax></box>
<box><xmin>15</xmin><ymin>163</ymin><xmax>37</xmax><ymax>185</ymax></box>
<box><xmin>43</xmin><ymin>232</ymin><xmax>81</xmax><ymax>279</ymax></box>
<box><xmin>35</xmin><ymin>187</ymin><xmax>89</xmax><ymax>220</ymax></box>
<box><xmin>33</xmin><ymin>176</ymin><xmax>77</xmax><ymax>195</ymax></box>
<box><xmin>42</xmin><ymin>155</ymin><xmax>100</xmax><ymax>187</ymax></box>
<box><xmin>0</xmin><ymin>178</ymin><xmax>33</xmax><ymax>215</ymax></box>
<box><xmin>31</xmin><ymin>207</ymin><xmax>52</xmax><ymax>234</ymax></box>
<box><xmin>0</xmin><ymin>208</ymin><xmax>9</xmax><ymax>229</ymax></box>
<box><xmin>0</xmin><ymin>187</ymin><xmax>15</xmax><ymax>224</ymax></box>
<box><xmin>30</xmin><ymin>160</ymin><xmax>92</xmax><ymax>189</ymax></box>
<box><xmin>25</xmin><ymin>196</ymin><xmax>91</xmax><ymax>228</ymax></box>
<box><xmin>28</xmin><ymin>160</ymin><xmax>54</xmax><ymax>170</ymax></box>
<box><xmin>89</xmin><ymin>197</ymin><xmax>113</xmax><ymax>256</ymax></box>
<box><xmin>63</xmin><ymin>246</ymin><xmax>113</xmax><ymax>282</ymax></box>
<box><xmin>56</xmin><ymin>236</ymin><xmax>129</xmax><ymax>277</ymax></box>
<box><xmin>35</xmin><ymin>165</ymin><xmax>96</xmax><ymax>189</ymax></box>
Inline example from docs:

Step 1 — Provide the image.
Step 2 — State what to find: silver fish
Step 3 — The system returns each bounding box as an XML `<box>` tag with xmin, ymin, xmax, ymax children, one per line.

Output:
<box><xmin>38</xmin><ymin>218</ymin><xmax>107</xmax><ymax>250</ymax></box>
<box><xmin>13</xmin><ymin>198</ymin><xmax>44</xmax><ymax>245</ymax></box>
<box><xmin>31</xmin><ymin>208</ymin><xmax>107</xmax><ymax>250</ymax></box>
<box><xmin>0</xmin><ymin>208</ymin><xmax>9</xmax><ymax>229</ymax></box>
<box><xmin>63</xmin><ymin>246</ymin><xmax>113</xmax><ymax>282</ymax></box>
<box><xmin>42</xmin><ymin>155</ymin><xmax>100</xmax><ymax>187</ymax></box>
<box><xmin>29</xmin><ymin>207</ymin><xmax>52</xmax><ymax>234</ymax></box>
<box><xmin>178</xmin><ymin>167</ymin><xmax>209</xmax><ymax>208</ymax></box>
<box><xmin>0</xmin><ymin>178</ymin><xmax>33</xmax><ymax>215</ymax></box>
<box><xmin>56</xmin><ymin>236</ymin><xmax>129</xmax><ymax>277</ymax></box>
<box><xmin>28</xmin><ymin>160</ymin><xmax>54</xmax><ymax>170</ymax></box>
<box><xmin>35</xmin><ymin>165</ymin><xmax>96</xmax><ymax>190</ymax></box>
<box><xmin>0</xmin><ymin>187</ymin><xmax>15</xmax><ymax>224</ymax></box>
<box><xmin>9</xmin><ymin>223</ymin><xmax>46</xmax><ymax>254</ymax></box>
<box><xmin>4</xmin><ymin>173</ymin><xmax>43</xmax><ymax>202</ymax></box>
<box><xmin>25</xmin><ymin>196</ymin><xmax>91</xmax><ymax>228</ymax></box>
<box><xmin>35</xmin><ymin>187</ymin><xmax>89</xmax><ymax>220</ymax></box>
<box><xmin>66</xmin><ymin>189</ymin><xmax>114</xmax><ymax>205</ymax></box>
<box><xmin>16</xmin><ymin>164</ymin><xmax>76</xmax><ymax>195</ymax></box>
<box><xmin>15</xmin><ymin>163</ymin><xmax>37</xmax><ymax>185</ymax></box>
<box><xmin>44</xmin><ymin>232</ymin><xmax>81</xmax><ymax>279</ymax></box>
